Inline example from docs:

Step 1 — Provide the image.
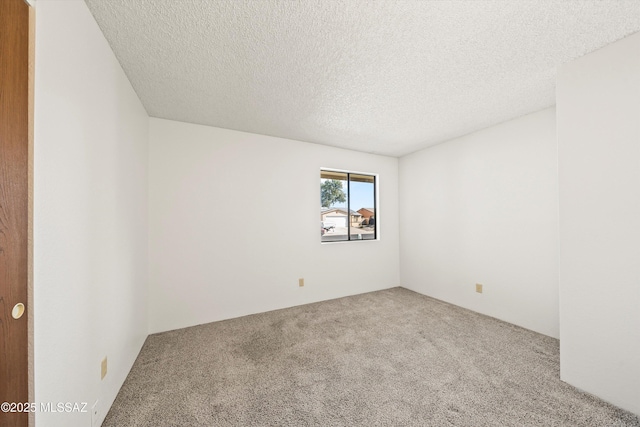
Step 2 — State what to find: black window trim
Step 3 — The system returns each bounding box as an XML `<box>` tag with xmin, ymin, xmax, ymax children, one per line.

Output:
<box><xmin>320</xmin><ymin>168</ymin><xmax>378</xmax><ymax>243</ymax></box>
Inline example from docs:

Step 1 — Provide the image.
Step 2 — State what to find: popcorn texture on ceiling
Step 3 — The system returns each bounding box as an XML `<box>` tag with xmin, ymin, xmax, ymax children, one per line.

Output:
<box><xmin>84</xmin><ymin>0</ymin><xmax>640</xmax><ymax>157</ymax></box>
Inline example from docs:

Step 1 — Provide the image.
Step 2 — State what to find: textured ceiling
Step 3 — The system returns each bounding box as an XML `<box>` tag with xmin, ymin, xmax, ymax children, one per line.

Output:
<box><xmin>84</xmin><ymin>0</ymin><xmax>640</xmax><ymax>157</ymax></box>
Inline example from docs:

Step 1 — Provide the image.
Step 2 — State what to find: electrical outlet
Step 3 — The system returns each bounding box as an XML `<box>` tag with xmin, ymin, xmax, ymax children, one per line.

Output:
<box><xmin>298</xmin><ymin>278</ymin><xmax>304</xmax><ymax>287</ymax></box>
<box><xmin>101</xmin><ymin>357</ymin><xmax>107</xmax><ymax>380</ymax></box>
<box><xmin>476</xmin><ymin>283</ymin><xmax>483</xmax><ymax>293</ymax></box>
<box><xmin>91</xmin><ymin>400</ymin><xmax>100</xmax><ymax>427</ymax></box>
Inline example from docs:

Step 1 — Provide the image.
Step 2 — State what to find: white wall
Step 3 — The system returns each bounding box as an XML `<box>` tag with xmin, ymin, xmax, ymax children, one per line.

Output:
<box><xmin>34</xmin><ymin>1</ymin><xmax>149</xmax><ymax>426</ymax></box>
<box><xmin>148</xmin><ymin>118</ymin><xmax>400</xmax><ymax>333</ymax></box>
<box><xmin>399</xmin><ymin>108</ymin><xmax>559</xmax><ymax>338</ymax></box>
<box><xmin>558</xmin><ymin>32</ymin><xmax>640</xmax><ymax>415</ymax></box>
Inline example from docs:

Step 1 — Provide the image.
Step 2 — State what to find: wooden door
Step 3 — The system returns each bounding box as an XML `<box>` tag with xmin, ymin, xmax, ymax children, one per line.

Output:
<box><xmin>0</xmin><ymin>0</ymin><xmax>32</xmax><ymax>425</ymax></box>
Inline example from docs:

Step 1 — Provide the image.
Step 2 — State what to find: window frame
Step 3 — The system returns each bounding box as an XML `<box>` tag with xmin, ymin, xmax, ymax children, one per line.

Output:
<box><xmin>320</xmin><ymin>168</ymin><xmax>379</xmax><ymax>243</ymax></box>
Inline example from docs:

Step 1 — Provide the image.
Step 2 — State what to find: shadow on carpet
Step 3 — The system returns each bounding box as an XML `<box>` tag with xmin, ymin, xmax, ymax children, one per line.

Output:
<box><xmin>104</xmin><ymin>287</ymin><xmax>640</xmax><ymax>426</ymax></box>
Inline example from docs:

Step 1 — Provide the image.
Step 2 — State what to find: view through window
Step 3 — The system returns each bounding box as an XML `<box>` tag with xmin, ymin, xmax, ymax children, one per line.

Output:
<box><xmin>320</xmin><ymin>170</ymin><xmax>376</xmax><ymax>242</ymax></box>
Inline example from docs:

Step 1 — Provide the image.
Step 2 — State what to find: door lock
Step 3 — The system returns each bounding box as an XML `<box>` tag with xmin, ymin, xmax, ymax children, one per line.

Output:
<box><xmin>11</xmin><ymin>303</ymin><xmax>25</xmax><ymax>319</ymax></box>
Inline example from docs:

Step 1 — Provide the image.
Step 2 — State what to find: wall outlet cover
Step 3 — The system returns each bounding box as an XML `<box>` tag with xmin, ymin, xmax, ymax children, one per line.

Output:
<box><xmin>101</xmin><ymin>357</ymin><xmax>108</xmax><ymax>380</ymax></box>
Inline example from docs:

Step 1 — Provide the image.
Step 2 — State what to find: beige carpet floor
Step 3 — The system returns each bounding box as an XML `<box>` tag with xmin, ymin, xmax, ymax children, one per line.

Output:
<box><xmin>104</xmin><ymin>287</ymin><xmax>640</xmax><ymax>426</ymax></box>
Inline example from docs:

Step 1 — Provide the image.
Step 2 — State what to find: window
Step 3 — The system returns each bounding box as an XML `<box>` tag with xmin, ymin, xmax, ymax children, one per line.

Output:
<box><xmin>320</xmin><ymin>169</ymin><xmax>377</xmax><ymax>242</ymax></box>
